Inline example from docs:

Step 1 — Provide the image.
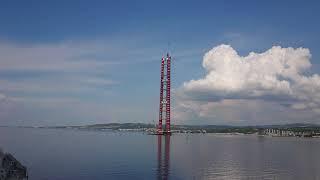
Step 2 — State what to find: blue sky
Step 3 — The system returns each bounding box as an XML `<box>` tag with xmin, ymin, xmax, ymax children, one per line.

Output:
<box><xmin>0</xmin><ymin>0</ymin><xmax>320</xmax><ymax>126</ymax></box>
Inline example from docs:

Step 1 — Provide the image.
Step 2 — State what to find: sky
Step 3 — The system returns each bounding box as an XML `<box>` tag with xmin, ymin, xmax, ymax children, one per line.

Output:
<box><xmin>0</xmin><ymin>0</ymin><xmax>320</xmax><ymax>126</ymax></box>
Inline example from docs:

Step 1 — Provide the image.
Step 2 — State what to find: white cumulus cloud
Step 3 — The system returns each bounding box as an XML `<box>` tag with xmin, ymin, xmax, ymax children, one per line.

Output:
<box><xmin>177</xmin><ymin>44</ymin><xmax>320</xmax><ymax>124</ymax></box>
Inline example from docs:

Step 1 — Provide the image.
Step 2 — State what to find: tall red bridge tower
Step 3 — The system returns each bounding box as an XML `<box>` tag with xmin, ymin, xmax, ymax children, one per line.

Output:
<box><xmin>158</xmin><ymin>53</ymin><xmax>171</xmax><ymax>135</ymax></box>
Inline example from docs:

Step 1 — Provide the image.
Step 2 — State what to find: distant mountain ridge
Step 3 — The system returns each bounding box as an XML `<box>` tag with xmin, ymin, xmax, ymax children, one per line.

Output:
<box><xmin>2</xmin><ymin>123</ymin><xmax>320</xmax><ymax>132</ymax></box>
<box><xmin>41</xmin><ymin>122</ymin><xmax>320</xmax><ymax>130</ymax></box>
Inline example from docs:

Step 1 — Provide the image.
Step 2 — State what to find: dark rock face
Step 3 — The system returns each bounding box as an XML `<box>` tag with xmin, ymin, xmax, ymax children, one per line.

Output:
<box><xmin>0</xmin><ymin>150</ymin><xmax>28</xmax><ymax>180</ymax></box>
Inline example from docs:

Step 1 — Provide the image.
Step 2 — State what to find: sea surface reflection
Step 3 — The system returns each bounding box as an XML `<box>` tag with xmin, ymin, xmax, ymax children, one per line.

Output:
<box><xmin>1</xmin><ymin>127</ymin><xmax>320</xmax><ymax>179</ymax></box>
<box><xmin>157</xmin><ymin>135</ymin><xmax>170</xmax><ymax>180</ymax></box>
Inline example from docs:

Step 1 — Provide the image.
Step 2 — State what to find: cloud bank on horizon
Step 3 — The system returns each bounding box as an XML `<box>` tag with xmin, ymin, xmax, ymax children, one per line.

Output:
<box><xmin>0</xmin><ymin>41</ymin><xmax>122</xmax><ymax>126</ymax></box>
<box><xmin>0</xmin><ymin>39</ymin><xmax>164</xmax><ymax>126</ymax></box>
<box><xmin>176</xmin><ymin>44</ymin><xmax>320</xmax><ymax>125</ymax></box>
<box><xmin>0</xmin><ymin>93</ymin><xmax>5</xmax><ymax>100</ymax></box>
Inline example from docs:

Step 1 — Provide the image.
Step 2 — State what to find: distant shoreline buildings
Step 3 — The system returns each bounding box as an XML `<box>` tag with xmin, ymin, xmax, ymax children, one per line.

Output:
<box><xmin>263</xmin><ymin>128</ymin><xmax>320</xmax><ymax>137</ymax></box>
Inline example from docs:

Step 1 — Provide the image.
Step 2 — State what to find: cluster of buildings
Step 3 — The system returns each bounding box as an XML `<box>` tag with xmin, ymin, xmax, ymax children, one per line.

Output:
<box><xmin>0</xmin><ymin>150</ymin><xmax>28</xmax><ymax>180</ymax></box>
<box><xmin>263</xmin><ymin>129</ymin><xmax>319</xmax><ymax>137</ymax></box>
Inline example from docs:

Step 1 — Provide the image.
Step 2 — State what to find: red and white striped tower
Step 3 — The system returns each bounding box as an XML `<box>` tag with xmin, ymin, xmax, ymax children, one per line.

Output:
<box><xmin>158</xmin><ymin>53</ymin><xmax>171</xmax><ymax>135</ymax></box>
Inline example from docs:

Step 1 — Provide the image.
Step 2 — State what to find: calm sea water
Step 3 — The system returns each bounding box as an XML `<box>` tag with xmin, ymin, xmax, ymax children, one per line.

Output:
<box><xmin>1</xmin><ymin>127</ymin><xmax>320</xmax><ymax>180</ymax></box>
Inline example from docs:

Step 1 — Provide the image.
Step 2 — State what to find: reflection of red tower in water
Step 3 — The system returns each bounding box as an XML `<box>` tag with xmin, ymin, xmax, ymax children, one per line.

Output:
<box><xmin>158</xmin><ymin>53</ymin><xmax>171</xmax><ymax>135</ymax></box>
<box><xmin>157</xmin><ymin>135</ymin><xmax>170</xmax><ymax>180</ymax></box>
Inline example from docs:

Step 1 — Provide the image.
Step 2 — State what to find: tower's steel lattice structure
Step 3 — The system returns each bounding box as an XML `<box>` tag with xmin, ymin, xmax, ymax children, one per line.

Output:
<box><xmin>158</xmin><ymin>53</ymin><xmax>171</xmax><ymax>135</ymax></box>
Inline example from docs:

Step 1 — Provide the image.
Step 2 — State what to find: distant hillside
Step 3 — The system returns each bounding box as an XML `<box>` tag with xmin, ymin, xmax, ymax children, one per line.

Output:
<box><xmin>253</xmin><ymin>123</ymin><xmax>320</xmax><ymax>129</ymax></box>
<box><xmin>41</xmin><ymin>122</ymin><xmax>320</xmax><ymax>134</ymax></box>
<box><xmin>48</xmin><ymin>123</ymin><xmax>156</xmax><ymax>130</ymax></box>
